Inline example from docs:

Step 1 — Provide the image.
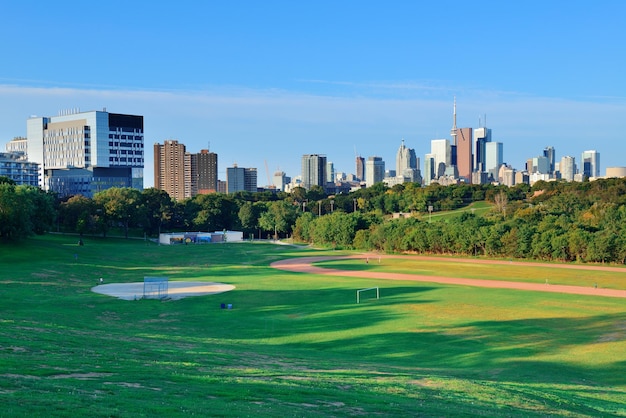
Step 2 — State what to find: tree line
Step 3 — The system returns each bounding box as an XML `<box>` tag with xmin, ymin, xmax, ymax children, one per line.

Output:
<box><xmin>2</xmin><ymin>174</ymin><xmax>626</xmax><ymax>264</ymax></box>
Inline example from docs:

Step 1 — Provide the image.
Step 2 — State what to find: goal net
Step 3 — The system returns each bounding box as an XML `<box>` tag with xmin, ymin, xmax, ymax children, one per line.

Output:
<box><xmin>356</xmin><ymin>287</ymin><xmax>379</xmax><ymax>304</ymax></box>
<box><xmin>144</xmin><ymin>277</ymin><xmax>169</xmax><ymax>299</ymax></box>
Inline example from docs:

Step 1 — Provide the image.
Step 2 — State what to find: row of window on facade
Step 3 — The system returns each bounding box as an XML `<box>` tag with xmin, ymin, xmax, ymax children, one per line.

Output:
<box><xmin>108</xmin><ymin>141</ymin><xmax>144</xmax><ymax>148</ymax></box>
<box><xmin>110</xmin><ymin>150</ymin><xmax>143</xmax><ymax>155</ymax></box>
<box><xmin>44</xmin><ymin>135</ymin><xmax>90</xmax><ymax>142</ymax></box>
<box><xmin>42</xmin><ymin>146</ymin><xmax>83</xmax><ymax>153</ymax></box>
<box><xmin>108</xmin><ymin>135</ymin><xmax>143</xmax><ymax>140</ymax></box>
<box><xmin>109</xmin><ymin>127</ymin><xmax>142</xmax><ymax>134</ymax></box>
<box><xmin>46</xmin><ymin>128</ymin><xmax>87</xmax><ymax>136</ymax></box>
<box><xmin>108</xmin><ymin>157</ymin><xmax>144</xmax><ymax>163</ymax></box>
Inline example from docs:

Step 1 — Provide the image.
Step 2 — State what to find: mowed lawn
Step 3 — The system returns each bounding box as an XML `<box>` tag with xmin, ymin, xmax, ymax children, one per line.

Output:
<box><xmin>1</xmin><ymin>235</ymin><xmax>625</xmax><ymax>417</ymax></box>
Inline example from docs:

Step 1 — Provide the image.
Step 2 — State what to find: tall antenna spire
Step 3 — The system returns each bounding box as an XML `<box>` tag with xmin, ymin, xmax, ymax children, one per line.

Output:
<box><xmin>450</xmin><ymin>96</ymin><xmax>458</xmax><ymax>145</ymax></box>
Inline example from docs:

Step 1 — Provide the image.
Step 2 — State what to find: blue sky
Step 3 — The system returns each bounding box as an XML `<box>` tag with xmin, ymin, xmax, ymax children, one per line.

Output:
<box><xmin>1</xmin><ymin>1</ymin><xmax>625</xmax><ymax>186</ymax></box>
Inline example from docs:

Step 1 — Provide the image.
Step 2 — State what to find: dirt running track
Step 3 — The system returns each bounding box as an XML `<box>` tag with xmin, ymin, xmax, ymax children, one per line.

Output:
<box><xmin>271</xmin><ymin>254</ymin><xmax>626</xmax><ymax>298</ymax></box>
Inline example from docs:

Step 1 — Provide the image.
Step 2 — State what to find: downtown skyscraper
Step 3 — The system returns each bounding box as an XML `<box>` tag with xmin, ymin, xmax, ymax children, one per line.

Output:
<box><xmin>355</xmin><ymin>155</ymin><xmax>365</xmax><ymax>182</ymax></box>
<box><xmin>227</xmin><ymin>164</ymin><xmax>257</xmax><ymax>193</ymax></box>
<box><xmin>474</xmin><ymin>126</ymin><xmax>492</xmax><ymax>173</ymax></box>
<box><xmin>301</xmin><ymin>154</ymin><xmax>327</xmax><ymax>190</ymax></box>
<box><xmin>396</xmin><ymin>139</ymin><xmax>418</xmax><ymax>175</ymax></box>
<box><xmin>451</xmin><ymin>98</ymin><xmax>473</xmax><ymax>182</ymax></box>
<box><xmin>581</xmin><ymin>150</ymin><xmax>600</xmax><ymax>178</ymax></box>
<box><xmin>365</xmin><ymin>156</ymin><xmax>385</xmax><ymax>187</ymax></box>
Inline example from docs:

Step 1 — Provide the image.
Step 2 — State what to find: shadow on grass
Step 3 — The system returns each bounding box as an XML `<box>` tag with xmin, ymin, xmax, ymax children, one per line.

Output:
<box><xmin>167</xmin><ymin>286</ymin><xmax>439</xmax><ymax>339</ymax></box>
<box><xmin>263</xmin><ymin>310</ymin><xmax>626</xmax><ymax>387</ymax></box>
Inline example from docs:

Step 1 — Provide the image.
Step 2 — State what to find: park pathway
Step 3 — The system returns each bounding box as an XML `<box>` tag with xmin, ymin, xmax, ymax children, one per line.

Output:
<box><xmin>271</xmin><ymin>255</ymin><xmax>626</xmax><ymax>298</ymax></box>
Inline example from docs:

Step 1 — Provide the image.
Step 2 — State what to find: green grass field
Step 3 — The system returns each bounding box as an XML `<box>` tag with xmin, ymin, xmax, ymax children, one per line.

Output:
<box><xmin>425</xmin><ymin>201</ymin><xmax>494</xmax><ymax>220</ymax></box>
<box><xmin>1</xmin><ymin>235</ymin><xmax>626</xmax><ymax>417</ymax></box>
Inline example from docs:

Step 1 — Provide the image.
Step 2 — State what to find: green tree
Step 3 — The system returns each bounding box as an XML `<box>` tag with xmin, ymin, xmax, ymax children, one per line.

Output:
<box><xmin>238</xmin><ymin>201</ymin><xmax>263</xmax><ymax>237</ymax></box>
<box><xmin>140</xmin><ymin>188</ymin><xmax>174</xmax><ymax>236</ymax></box>
<box><xmin>290</xmin><ymin>187</ymin><xmax>307</xmax><ymax>206</ymax></box>
<box><xmin>191</xmin><ymin>194</ymin><xmax>240</xmax><ymax>232</ymax></box>
<box><xmin>293</xmin><ymin>211</ymin><xmax>315</xmax><ymax>242</ymax></box>
<box><xmin>0</xmin><ymin>176</ymin><xmax>16</xmax><ymax>185</ymax></box>
<box><xmin>306</xmin><ymin>185</ymin><xmax>326</xmax><ymax>202</ymax></box>
<box><xmin>353</xmin><ymin>228</ymin><xmax>373</xmax><ymax>251</ymax></box>
<box><xmin>59</xmin><ymin>195</ymin><xmax>96</xmax><ymax>235</ymax></box>
<box><xmin>258</xmin><ymin>200</ymin><xmax>296</xmax><ymax>239</ymax></box>
<box><xmin>94</xmin><ymin>187</ymin><xmax>142</xmax><ymax>238</ymax></box>
<box><xmin>17</xmin><ymin>186</ymin><xmax>56</xmax><ymax>235</ymax></box>
<box><xmin>0</xmin><ymin>183</ymin><xmax>32</xmax><ymax>240</ymax></box>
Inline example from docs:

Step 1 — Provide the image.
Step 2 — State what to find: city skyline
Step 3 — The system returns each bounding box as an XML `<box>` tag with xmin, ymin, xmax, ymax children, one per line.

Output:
<box><xmin>1</xmin><ymin>3</ymin><xmax>625</xmax><ymax>186</ymax></box>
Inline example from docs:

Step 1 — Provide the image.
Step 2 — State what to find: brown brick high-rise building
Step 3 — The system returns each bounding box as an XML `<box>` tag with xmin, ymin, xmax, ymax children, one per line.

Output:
<box><xmin>154</xmin><ymin>140</ymin><xmax>189</xmax><ymax>200</ymax></box>
<box><xmin>154</xmin><ymin>141</ymin><xmax>218</xmax><ymax>200</ymax></box>
<box><xmin>193</xmin><ymin>149</ymin><xmax>218</xmax><ymax>194</ymax></box>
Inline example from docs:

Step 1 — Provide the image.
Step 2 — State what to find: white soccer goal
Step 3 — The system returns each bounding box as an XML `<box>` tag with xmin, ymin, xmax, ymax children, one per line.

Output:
<box><xmin>356</xmin><ymin>287</ymin><xmax>379</xmax><ymax>304</ymax></box>
<box><xmin>144</xmin><ymin>276</ymin><xmax>169</xmax><ymax>299</ymax></box>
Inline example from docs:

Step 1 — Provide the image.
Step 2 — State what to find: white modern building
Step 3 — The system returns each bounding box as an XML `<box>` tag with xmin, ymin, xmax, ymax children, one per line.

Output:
<box><xmin>543</xmin><ymin>146</ymin><xmax>556</xmax><ymax>174</ymax></box>
<box><xmin>581</xmin><ymin>150</ymin><xmax>600</xmax><ymax>178</ymax></box>
<box><xmin>485</xmin><ymin>142</ymin><xmax>503</xmax><ymax>180</ymax></box>
<box><xmin>423</xmin><ymin>153</ymin><xmax>435</xmax><ymax>186</ymax></box>
<box><xmin>5</xmin><ymin>137</ymin><xmax>28</xmax><ymax>154</ymax></box>
<box><xmin>531</xmin><ymin>156</ymin><xmax>551</xmax><ymax>175</ymax></box>
<box><xmin>26</xmin><ymin>109</ymin><xmax>144</xmax><ymax>197</ymax></box>
<box><xmin>473</xmin><ymin>127</ymin><xmax>492</xmax><ymax>172</ymax></box>
<box><xmin>272</xmin><ymin>171</ymin><xmax>289</xmax><ymax>191</ymax></box>
<box><xmin>430</xmin><ymin>139</ymin><xmax>451</xmax><ymax>175</ymax></box>
<box><xmin>365</xmin><ymin>156</ymin><xmax>385</xmax><ymax>187</ymax></box>
<box><xmin>325</xmin><ymin>161</ymin><xmax>335</xmax><ymax>183</ymax></box>
<box><xmin>0</xmin><ymin>152</ymin><xmax>39</xmax><ymax>186</ymax></box>
<box><xmin>529</xmin><ymin>172</ymin><xmax>552</xmax><ymax>185</ymax></box>
<box><xmin>560</xmin><ymin>156</ymin><xmax>576</xmax><ymax>181</ymax></box>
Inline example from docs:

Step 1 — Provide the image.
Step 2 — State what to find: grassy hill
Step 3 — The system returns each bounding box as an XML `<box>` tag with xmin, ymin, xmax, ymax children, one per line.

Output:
<box><xmin>1</xmin><ymin>235</ymin><xmax>625</xmax><ymax>416</ymax></box>
<box><xmin>425</xmin><ymin>200</ymin><xmax>494</xmax><ymax>220</ymax></box>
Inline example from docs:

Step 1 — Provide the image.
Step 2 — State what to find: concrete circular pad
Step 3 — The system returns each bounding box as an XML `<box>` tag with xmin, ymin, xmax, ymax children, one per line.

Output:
<box><xmin>92</xmin><ymin>281</ymin><xmax>235</xmax><ymax>300</ymax></box>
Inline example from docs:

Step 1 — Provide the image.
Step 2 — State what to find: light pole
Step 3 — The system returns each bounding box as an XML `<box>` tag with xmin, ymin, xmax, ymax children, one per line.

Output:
<box><xmin>330</xmin><ymin>199</ymin><xmax>334</xmax><ymax>213</ymax></box>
